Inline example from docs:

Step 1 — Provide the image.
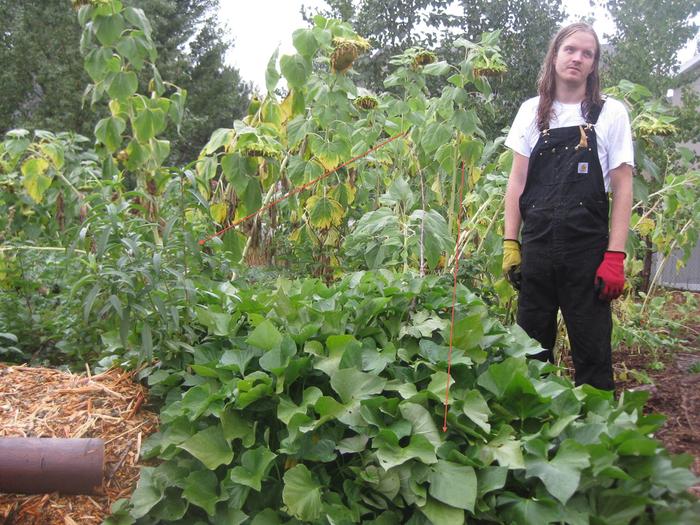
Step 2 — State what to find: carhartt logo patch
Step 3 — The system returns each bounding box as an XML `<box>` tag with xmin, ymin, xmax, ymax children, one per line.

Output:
<box><xmin>578</xmin><ymin>162</ymin><xmax>589</xmax><ymax>174</ymax></box>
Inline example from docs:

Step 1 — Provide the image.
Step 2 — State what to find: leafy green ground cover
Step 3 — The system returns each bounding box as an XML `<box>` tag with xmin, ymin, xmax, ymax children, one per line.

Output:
<box><xmin>100</xmin><ymin>271</ymin><xmax>699</xmax><ymax>524</ymax></box>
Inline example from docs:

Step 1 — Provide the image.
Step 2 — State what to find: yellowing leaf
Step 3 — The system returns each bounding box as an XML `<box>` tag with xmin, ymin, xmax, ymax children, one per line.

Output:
<box><xmin>21</xmin><ymin>157</ymin><xmax>52</xmax><ymax>203</ymax></box>
<box><xmin>279</xmin><ymin>91</ymin><xmax>294</xmax><ymax>124</ymax></box>
<box><xmin>310</xmin><ymin>137</ymin><xmax>346</xmax><ymax>172</ymax></box>
<box><xmin>305</xmin><ymin>195</ymin><xmax>344</xmax><ymax>229</ymax></box>
<box><xmin>41</xmin><ymin>144</ymin><xmax>65</xmax><ymax>170</ymax></box>
<box><xmin>109</xmin><ymin>99</ymin><xmax>123</xmax><ymax>116</ymax></box>
<box><xmin>289</xmin><ymin>226</ymin><xmax>303</xmax><ymax>242</ymax></box>
<box><xmin>315</xmin><ymin>150</ymin><xmax>338</xmax><ymax>171</ymax></box>
<box><xmin>323</xmin><ymin>228</ymin><xmax>339</xmax><ymax>246</ymax></box>
<box><xmin>196</xmin><ymin>157</ymin><xmax>217</xmax><ymax>180</ymax></box>
<box><xmin>431</xmin><ymin>175</ymin><xmax>444</xmax><ymax>204</ymax></box>
<box><xmin>469</xmin><ymin>166</ymin><xmax>482</xmax><ymax>187</ymax></box>
<box><xmin>262</xmin><ymin>100</ymin><xmax>282</xmax><ymax>128</ymax></box>
<box><xmin>22</xmin><ymin>157</ymin><xmax>49</xmax><ymax>177</ymax></box>
<box><xmin>210</xmin><ymin>202</ymin><xmax>228</xmax><ymax>224</ymax></box>
<box><xmin>330</xmin><ymin>182</ymin><xmax>356</xmax><ymax>206</ymax></box>
<box><xmin>634</xmin><ymin>217</ymin><xmax>656</xmax><ymax>237</ymax></box>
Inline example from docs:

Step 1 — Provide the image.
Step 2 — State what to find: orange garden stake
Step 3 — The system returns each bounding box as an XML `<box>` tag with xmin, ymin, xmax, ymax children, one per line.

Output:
<box><xmin>199</xmin><ymin>131</ymin><xmax>408</xmax><ymax>246</ymax></box>
<box><xmin>443</xmin><ymin>161</ymin><xmax>467</xmax><ymax>432</ymax></box>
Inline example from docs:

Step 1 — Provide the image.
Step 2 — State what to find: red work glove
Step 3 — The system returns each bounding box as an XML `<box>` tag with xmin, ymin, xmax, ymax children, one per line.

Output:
<box><xmin>595</xmin><ymin>251</ymin><xmax>626</xmax><ymax>301</ymax></box>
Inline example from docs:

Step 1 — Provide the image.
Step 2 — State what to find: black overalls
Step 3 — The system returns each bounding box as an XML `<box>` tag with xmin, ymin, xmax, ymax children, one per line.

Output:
<box><xmin>517</xmin><ymin>101</ymin><xmax>614</xmax><ymax>390</ymax></box>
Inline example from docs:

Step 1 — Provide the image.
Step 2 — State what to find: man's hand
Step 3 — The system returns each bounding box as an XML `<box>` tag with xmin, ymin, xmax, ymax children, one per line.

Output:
<box><xmin>595</xmin><ymin>251</ymin><xmax>626</xmax><ymax>300</ymax></box>
<box><xmin>502</xmin><ymin>239</ymin><xmax>522</xmax><ymax>290</ymax></box>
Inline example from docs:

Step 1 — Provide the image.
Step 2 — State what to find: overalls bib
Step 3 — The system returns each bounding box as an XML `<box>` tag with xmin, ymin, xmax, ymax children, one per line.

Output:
<box><xmin>516</xmin><ymin>101</ymin><xmax>614</xmax><ymax>390</ymax></box>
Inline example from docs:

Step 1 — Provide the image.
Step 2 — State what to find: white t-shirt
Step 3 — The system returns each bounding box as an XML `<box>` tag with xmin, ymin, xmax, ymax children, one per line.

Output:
<box><xmin>504</xmin><ymin>96</ymin><xmax>634</xmax><ymax>191</ymax></box>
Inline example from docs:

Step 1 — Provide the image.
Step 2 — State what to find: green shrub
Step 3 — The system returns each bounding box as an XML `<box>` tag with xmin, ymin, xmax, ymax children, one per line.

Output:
<box><xmin>106</xmin><ymin>271</ymin><xmax>699</xmax><ymax>524</ymax></box>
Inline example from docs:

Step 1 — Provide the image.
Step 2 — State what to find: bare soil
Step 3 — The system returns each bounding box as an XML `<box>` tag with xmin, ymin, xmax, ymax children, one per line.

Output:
<box><xmin>614</xmin><ymin>291</ymin><xmax>700</xmax><ymax>495</ymax></box>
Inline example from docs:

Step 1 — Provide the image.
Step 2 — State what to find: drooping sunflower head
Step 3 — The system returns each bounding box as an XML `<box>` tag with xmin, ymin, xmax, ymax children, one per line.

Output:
<box><xmin>333</xmin><ymin>36</ymin><xmax>370</xmax><ymax>54</ymax></box>
<box><xmin>635</xmin><ymin>118</ymin><xmax>677</xmax><ymax>138</ymax></box>
<box><xmin>470</xmin><ymin>45</ymin><xmax>508</xmax><ymax>77</ymax></box>
<box><xmin>330</xmin><ymin>36</ymin><xmax>371</xmax><ymax>73</ymax></box>
<box><xmin>354</xmin><ymin>95</ymin><xmax>379</xmax><ymax>111</ymax></box>
<box><xmin>241</xmin><ymin>142</ymin><xmax>281</xmax><ymax>159</ymax></box>
<box><xmin>473</xmin><ymin>62</ymin><xmax>507</xmax><ymax>77</ymax></box>
<box><xmin>412</xmin><ymin>49</ymin><xmax>437</xmax><ymax>68</ymax></box>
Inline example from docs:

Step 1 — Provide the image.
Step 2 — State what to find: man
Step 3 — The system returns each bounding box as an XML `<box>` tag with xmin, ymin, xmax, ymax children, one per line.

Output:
<box><xmin>502</xmin><ymin>23</ymin><xmax>634</xmax><ymax>390</ymax></box>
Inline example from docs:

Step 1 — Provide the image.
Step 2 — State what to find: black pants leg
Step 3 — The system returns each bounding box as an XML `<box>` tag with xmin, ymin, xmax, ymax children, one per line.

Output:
<box><xmin>517</xmin><ymin>244</ymin><xmax>614</xmax><ymax>390</ymax></box>
<box><xmin>559</xmin><ymin>249</ymin><xmax>614</xmax><ymax>390</ymax></box>
<box><xmin>517</xmin><ymin>244</ymin><xmax>558</xmax><ymax>363</ymax></box>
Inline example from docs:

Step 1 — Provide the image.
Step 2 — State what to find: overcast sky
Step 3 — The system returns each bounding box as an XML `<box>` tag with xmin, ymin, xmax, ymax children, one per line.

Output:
<box><xmin>220</xmin><ymin>1</ymin><xmax>698</xmax><ymax>91</ymax></box>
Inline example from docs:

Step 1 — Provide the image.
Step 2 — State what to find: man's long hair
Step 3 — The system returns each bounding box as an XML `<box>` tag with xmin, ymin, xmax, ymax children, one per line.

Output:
<box><xmin>536</xmin><ymin>23</ymin><xmax>603</xmax><ymax>131</ymax></box>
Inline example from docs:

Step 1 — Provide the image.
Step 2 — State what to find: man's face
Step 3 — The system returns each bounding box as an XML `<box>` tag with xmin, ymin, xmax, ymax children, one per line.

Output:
<box><xmin>554</xmin><ymin>31</ymin><xmax>597</xmax><ymax>88</ymax></box>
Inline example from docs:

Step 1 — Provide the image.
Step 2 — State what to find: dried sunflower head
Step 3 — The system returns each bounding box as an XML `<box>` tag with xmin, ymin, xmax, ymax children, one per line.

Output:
<box><xmin>354</xmin><ymin>95</ymin><xmax>379</xmax><ymax>110</ymax></box>
<box><xmin>633</xmin><ymin>113</ymin><xmax>678</xmax><ymax>138</ymax></box>
<box><xmin>473</xmin><ymin>64</ymin><xmax>507</xmax><ymax>77</ymax></box>
<box><xmin>330</xmin><ymin>36</ymin><xmax>371</xmax><ymax>73</ymax></box>
<box><xmin>240</xmin><ymin>142</ymin><xmax>280</xmax><ymax>159</ymax></box>
<box><xmin>333</xmin><ymin>36</ymin><xmax>370</xmax><ymax>53</ymax></box>
<box><xmin>635</xmin><ymin>122</ymin><xmax>676</xmax><ymax>138</ymax></box>
<box><xmin>412</xmin><ymin>50</ymin><xmax>437</xmax><ymax>68</ymax></box>
<box><xmin>331</xmin><ymin>42</ymin><xmax>358</xmax><ymax>73</ymax></box>
<box><xmin>471</xmin><ymin>52</ymin><xmax>507</xmax><ymax>77</ymax></box>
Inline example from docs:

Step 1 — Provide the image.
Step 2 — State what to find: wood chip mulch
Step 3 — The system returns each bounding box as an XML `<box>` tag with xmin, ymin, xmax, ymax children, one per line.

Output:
<box><xmin>0</xmin><ymin>365</ymin><xmax>159</xmax><ymax>525</ymax></box>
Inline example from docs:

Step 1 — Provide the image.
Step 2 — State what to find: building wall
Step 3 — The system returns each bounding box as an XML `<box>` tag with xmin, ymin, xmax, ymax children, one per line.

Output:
<box><xmin>652</xmin><ymin>243</ymin><xmax>700</xmax><ymax>291</ymax></box>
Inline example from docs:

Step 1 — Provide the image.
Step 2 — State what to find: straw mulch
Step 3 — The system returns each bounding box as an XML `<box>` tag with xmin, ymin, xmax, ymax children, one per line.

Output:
<box><xmin>0</xmin><ymin>364</ymin><xmax>159</xmax><ymax>525</ymax></box>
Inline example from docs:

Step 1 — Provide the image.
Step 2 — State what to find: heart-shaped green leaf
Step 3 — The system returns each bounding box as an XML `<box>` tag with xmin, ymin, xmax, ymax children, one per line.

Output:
<box><xmin>178</xmin><ymin>425</ymin><xmax>233</xmax><ymax>469</ymax></box>
<box><xmin>282</xmin><ymin>465</ymin><xmax>322</xmax><ymax>522</ymax></box>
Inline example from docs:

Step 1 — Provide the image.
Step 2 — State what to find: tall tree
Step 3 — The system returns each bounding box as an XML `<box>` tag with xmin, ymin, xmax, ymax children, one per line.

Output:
<box><xmin>0</xmin><ymin>0</ymin><xmax>250</xmax><ymax>163</ymax></box>
<box><xmin>601</xmin><ymin>0</ymin><xmax>700</xmax><ymax>95</ymax></box>
<box><xmin>0</xmin><ymin>1</ymin><xmax>93</xmax><ymax>135</ymax></box>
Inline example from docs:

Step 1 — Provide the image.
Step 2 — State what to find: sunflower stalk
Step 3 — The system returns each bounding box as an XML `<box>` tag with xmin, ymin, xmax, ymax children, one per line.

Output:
<box><xmin>418</xmin><ymin>168</ymin><xmax>426</xmax><ymax>277</ymax></box>
<box><xmin>447</xmin><ymin>193</ymin><xmax>496</xmax><ymax>268</ymax></box>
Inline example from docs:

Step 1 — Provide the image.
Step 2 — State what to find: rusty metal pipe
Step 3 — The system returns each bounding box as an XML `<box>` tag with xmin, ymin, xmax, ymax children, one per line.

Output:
<box><xmin>0</xmin><ymin>438</ymin><xmax>104</xmax><ymax>495</ymax></box>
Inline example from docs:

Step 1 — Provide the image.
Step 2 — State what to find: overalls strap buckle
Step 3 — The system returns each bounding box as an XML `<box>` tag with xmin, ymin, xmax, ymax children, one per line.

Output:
<box><xmin>575</xmin><ymin>125</ymin><xmax>589</xmax><ymax>150</ymax></box>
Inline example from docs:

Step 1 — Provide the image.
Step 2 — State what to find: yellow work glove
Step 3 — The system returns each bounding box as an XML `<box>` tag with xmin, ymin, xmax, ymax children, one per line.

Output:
<box><xmin>502</xmin><ymin>239</ymin><xmax>522</xmax><ymax>290</ymax></box>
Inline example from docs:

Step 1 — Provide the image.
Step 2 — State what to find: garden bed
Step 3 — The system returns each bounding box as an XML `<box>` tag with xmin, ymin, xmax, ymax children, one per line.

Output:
<box><xmin>0</xmin><ymin>366</ymin><xmax>158</xmax><ymax>524</ymax></box>
<box><xmin>632</xmin><ymin>351</ymin><xmax>700</xmax><ymax>497</ymax></box>
<box><xmin>614</xmin><ymin>291</ymin><xmax>700</xmax><ymax>496</ymax></box>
